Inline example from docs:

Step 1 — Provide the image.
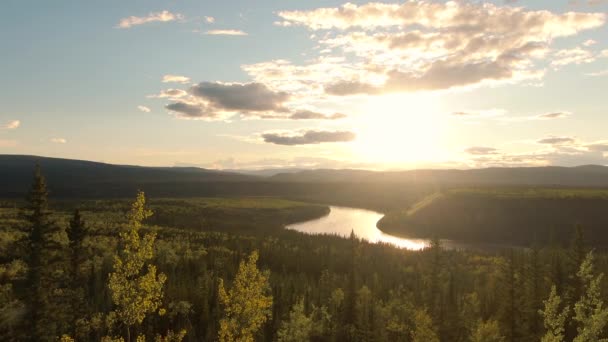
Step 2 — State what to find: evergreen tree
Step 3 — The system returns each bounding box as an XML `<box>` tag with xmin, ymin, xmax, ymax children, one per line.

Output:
<box><xmin>67</xmin><ymin>209</ymin><xmax>88</xmax><ymax>334</ymax></box>
<box><xmin>108</xmin><ymin>191</ymin><xmax>167</xmax><ymax>342</ymax></box>
<box><xmin>572</xmin><ymin>252</ymin><xmax>608</xmax><ymax>342</ymax></box>
<box><xmin>217</xmin><ymin>251</ymin><xmax>272</xmax><ymax>342</ymax></box>
<box><xmin>539</xmin><ymin>286</ymin><xmax>569</xmax><ymax>342</ymax></box>
<box><xmin>24</xmin><ymin>164</ymin><xmax>71</xmax><ymax>341</ymax></box>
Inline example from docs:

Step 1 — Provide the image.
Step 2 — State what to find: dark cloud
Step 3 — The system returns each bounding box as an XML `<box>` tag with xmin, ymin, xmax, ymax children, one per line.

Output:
<box><xmin>190</xmin><ymin>82</ymin><xmax>289</xmax><ymax>112</ymax></box>
<box><xmin>262</xmin><ymin>130</ymin><xmax>356</xmax><ymax>145</ymax></box>
<box><xmin>165</xmin><ymin>102</ymin><xmax>217</xmax><ymax>119</ymax></box>
<box><xmin>587</xmin><ymin>143</ymin><xmax>608</xmax><ymax>152</ymax></box>
<box><xmin>465</xmin><ymin>146</ymin><xmax>499</xmax><ymax>155</ymax></box>
<box><xmin>289</xmin><ymin>110</ymin><xmax>347</xmax><ymax>120</ymax></box>
<box><xmin>537</xmin><ymin>112</ymin><xmax>570</xmax><ymax>119</ymax></box>
<box><xmin>324</xmin><ymin>81</ymin><xmax>380</xmax><ymax>96</ymax></box>
<box><xmin>538</xmin><ymin>136</ymin><xmax>576</xmax><ymax>145</ymax></box>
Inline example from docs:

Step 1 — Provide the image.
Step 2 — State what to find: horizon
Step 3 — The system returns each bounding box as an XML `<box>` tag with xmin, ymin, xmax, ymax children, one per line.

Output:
<box><xmin>1</xmin><ymin>0</ymin><xmax>608</xmax><ymax>170</ymax></box>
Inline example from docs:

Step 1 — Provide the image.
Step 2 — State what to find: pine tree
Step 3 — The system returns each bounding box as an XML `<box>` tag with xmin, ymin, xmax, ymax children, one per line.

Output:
<box><xmin>539</xmin><ymin>286</ymin><xmax>569</xmax><ymax>342</ymax></box>
<box><xmin>67</xmin><ymin>208</ymin><xmax>88</xmax><ymax>335</ymax></box>
<box><xmin>108</xmin><ymin>191</ymin><xmax>167</xmax><ymax>342</ymax></box>
<box><xmin>572</xmin><ymin>252</ymin><xmax>608</xmax><ymax>342</ymax></box>
<box><xmin>217</xmin><ymin>251</ymin><xmax>272</xmax><ymax>342</ymax></box>
<box><xmin>24</xmin><ymin>164</ymin><xmax>71</xmax><ymax>341</ymax></box>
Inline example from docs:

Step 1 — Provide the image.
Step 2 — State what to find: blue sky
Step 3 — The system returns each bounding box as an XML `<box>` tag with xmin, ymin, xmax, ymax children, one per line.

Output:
<box><xmin>1</xmin><ymin>0</ymin><xmax>607</xmax><ymax>169</ymax></box>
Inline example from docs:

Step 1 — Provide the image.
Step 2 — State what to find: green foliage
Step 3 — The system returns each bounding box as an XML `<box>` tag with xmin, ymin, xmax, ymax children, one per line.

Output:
<box><xmin>411</xmin><ymin>309</ymin><xmax>439</xmax><ymax>342</ymax></box>
<box><xmin>108</xmin><ymin>191</ymin><xmax>167</xmax><ymax>339</ymax></box>
<box><xmin>572</xmin><ymin>252</ymin><xmax>608</xmax><ymax>342</ymax></box>
<box><xmin>218</xmin><ymin>251</ymin><xmax>273</xmax><ymax>342</ymax></box>
<box><xmin>470</xmin><ymin>320</ymin><xmax>505</xmax><ymax>342</ymax></box>
<box><xmin>276</xmin><ymin>299</ymin><xmax>313</xmax><ymax>342</ymax></box>
<box><xmin>539</xmin><ymin>286</ymin><xmax>570</xmax><ymax>342</ymax></box>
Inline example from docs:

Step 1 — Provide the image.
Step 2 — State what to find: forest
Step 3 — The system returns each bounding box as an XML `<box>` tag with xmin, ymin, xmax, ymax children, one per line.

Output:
<box><xmin>1</xmin><ymin>166</ymin><xmax>608</xmax><ymax>342</ymax></box>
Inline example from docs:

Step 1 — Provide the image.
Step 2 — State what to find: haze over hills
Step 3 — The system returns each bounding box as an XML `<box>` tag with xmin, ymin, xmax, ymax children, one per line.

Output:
<box><xmin>3</xmin><ymin>155</ymin><xmax>608</xmax><ymax>198</ymax></box>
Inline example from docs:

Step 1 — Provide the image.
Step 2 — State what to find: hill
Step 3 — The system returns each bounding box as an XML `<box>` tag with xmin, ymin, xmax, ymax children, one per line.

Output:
<box><xmin>271</xmin><ymin>165</ymin><xmax>608</xmax><ymax>186</ymax></box>
<box><xmin>378</xmin><ymin>188</ymin><xmax>608</xmax><ymax>246</ymax></box>
<box><xmin>0</xmin><ymin>155</ymin><xmax>257</xmax><ymax>198</ymax></box>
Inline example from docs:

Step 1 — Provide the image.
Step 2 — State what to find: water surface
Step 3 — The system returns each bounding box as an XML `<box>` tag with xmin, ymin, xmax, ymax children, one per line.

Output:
<box><xmin>286</xmin><ymin>206</ymin><xmax>429</xmax><ymax>250</ymax></box>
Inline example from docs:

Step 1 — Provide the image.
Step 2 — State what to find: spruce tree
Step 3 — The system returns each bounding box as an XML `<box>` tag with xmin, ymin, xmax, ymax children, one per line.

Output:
<box><xmin>67</xmin><ymin>209</ymin><xmax>87</xmax><ymax>336</ymax></box>
<box><xmin>24</xmin><ymin>164</ymin><xmax>71</xmax><ymax>341</ymax></box>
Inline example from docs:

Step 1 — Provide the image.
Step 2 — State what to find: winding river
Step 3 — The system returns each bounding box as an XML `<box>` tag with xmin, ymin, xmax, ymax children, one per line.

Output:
<box><xmin>286</xmin><ymin>206</ymin><xmax>430</xmax><ymax>250</ymax></box>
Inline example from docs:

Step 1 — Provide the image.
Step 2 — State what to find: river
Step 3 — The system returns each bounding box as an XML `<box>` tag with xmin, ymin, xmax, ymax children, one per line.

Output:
<box><xmin>286</xmin><ymin>206</ymin><xmax>430</xmax><ymax>250</ymax></box>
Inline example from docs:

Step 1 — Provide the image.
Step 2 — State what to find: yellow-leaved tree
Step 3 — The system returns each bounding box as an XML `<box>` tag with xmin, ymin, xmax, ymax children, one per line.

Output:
<box><xmin>218</xmin><ymin>251</ymin><xmax>273</xmax><ymax>342</ymax></box>
<box><xmin>108</xmin><ymin>191</ymin><xmax>167</xmax><ymax>342</ymax></box>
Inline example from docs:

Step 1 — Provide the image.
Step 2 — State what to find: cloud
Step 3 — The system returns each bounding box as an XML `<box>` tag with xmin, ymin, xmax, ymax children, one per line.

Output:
<box><xmin>265</xmin><ymin>1</ymin><xmax>606</xmax><ymax>95</ymax></box>
<box><xmin>262</xmin><ymin>129</ymin><xmax>356</xmax><ymax>145</ymax></box>
<box><xmin>204</xmin><ymin>16</ymin><xmax>215</xmax><ymax>24</ymax></box>
<box><xmin>162</xmin><ymin>75</ymin><xmax>190</xmax><ymax>84</ymax></box>
<box><xmin>289</xmin><ymin>110</ymin><xmax>347</xmax><ymax>120</ymax></box>
<box><xmin>586</xmin><ymin>69</ymin><xmax>608</xmax><ymax>76</ymax></box>
<box><xmin>50</xmin><ymin>138</ymin><xmax>67</xmax><ymax>144</ymax></box>
<box><xmin>205</xmin><ymin>29</ymin><xmax>248</xmax><ymax>36</ymax></box>
<box><xmin>148</xmin><ymin>88</ymin><xmax>189</xmax><ymax>99</ymax></box>
<box><xmin>537</xmin><ymin>112</ymin><xmax>570</xmax><ymax>119</ymax></box>
<box><xmin>165</xmin><ymin>102</ymin><xmax>220</xmax><ymax>120</ymax></box>
<box><xmin>538</xmin><ymin>136</ymin><xmax>577</xmax><ymax>145</ymax></box>
<box><xmin>1</xmin><ymin>120</ymin><xmax>20</xmax><ymax>130</ymax></box>
<box><xmin>587</xmin><ymin>142</ymin><xmax>608</xmax><ymax>152</ymax></box>
<box><xmin>465</xmin><ymin>146</ymin><xmax>499</xmax><ymax>155</ymax></box>
<box><xmin>190</xmin><ymin>82</ymin><xmax>289</xmax><ymax>112</ymax></box>
<box><xmin>583</xmin><ymin>39</ymin><xmax>597</xmax><ymax>46</ymax></box>
<box><xmin>0</xmin><ymin>140</ymin><xmax>17</xmax><ymax>148</ymax></box>
<box><xmin>551</xmin><ymin>47</ymin><xmax>596</xmax><ymax>67</ymax></box>
<box><xmin>450</xmin><ymin>109</ymin><xmax>507</xmax><ymax>118</ymax></box>
<box><xmin>137</xmin><ymin>105</ymin><xmax>151</xmax><ymax>113</ymax></box>
<box><xmin>117</xmin><ymin>11</ymin><xmax>182</xmax><ymax>29</ymax></box>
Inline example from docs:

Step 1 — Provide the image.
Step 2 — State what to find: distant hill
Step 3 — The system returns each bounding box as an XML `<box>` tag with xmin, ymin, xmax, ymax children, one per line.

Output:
<box><xmin>0</xmin><ymin>155</ymin><xmax>258</xmax><ymax>198</ymax></box>
<box><xmin>270</xmin><ymin>165</ymin><xmax>608</xmax><ymax>186</ymax></box>
<box><xmin>378</xmin><ymin>188</ymin><xmax>608</xmax><ymax>246</ymax></box>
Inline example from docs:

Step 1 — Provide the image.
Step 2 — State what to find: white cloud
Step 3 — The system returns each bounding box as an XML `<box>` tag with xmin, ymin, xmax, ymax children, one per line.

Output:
<box><xmin>204</xmin><ymin>16</ymin><xmax>215</xmax><ymax>24</ymax></box>
<box><xmin>50</xmin><ymin>138</ymin><xmax>67</xmax><ymax>144</ymax></box>
<box><xmin>263</xmin><ymin>1</ymin><xmax>606</xmax><ymax>95</ymax></box>
<box><xmin>205</xmin><ymin>29</ymin><xmax>248</xmax><ymax>36</ymax></box>
<box><xmin>586</xmin><ymin>69</ymin><xmax>608</xmax><ymax>76</ymax></box>
<box><xmin>162</xmin><ymin>75</ymin><xmax>190</xmax><ymax>84</ymax></box>
<box><xmin>137</xmin><ymin>105</ymin><xmax>151</xmax><ymax>113</ymax></box>
<box><xmin>551</xmin><ymin>47</ymin><xmax>596</xmax><ymax>67</ymax></box>
<box><xmin>117</xmin><ymin>11</ymin><xmax>183</xmax><ymax>29</ymax></box>
<box><xmin>148</xmin><ymin>88</ymin><xmax>189</xmax><ymax>99</ymax></box>
<box><xmin>583</xmin><ymin>39</ymin><xmax>597</xmax><ymax>46</ymax></box>
<box><xmin>1</xmin><ymin>120</ymin><xmax>20</xmax><ymax>130</ymax></box>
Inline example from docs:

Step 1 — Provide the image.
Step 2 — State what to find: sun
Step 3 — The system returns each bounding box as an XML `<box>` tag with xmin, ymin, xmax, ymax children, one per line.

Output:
<box><xmin>351</xmin><ymin>93</ymin><xmax>446</xmax><ymax>166</ymax></box>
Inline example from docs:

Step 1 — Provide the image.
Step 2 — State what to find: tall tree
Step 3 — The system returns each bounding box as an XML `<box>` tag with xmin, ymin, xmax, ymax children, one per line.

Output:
<box><xmin>539</xmin><ymin>286</ymin><xmax>569</xmax><ymax>342</ymax></box>
<box><xmin>470</xmin><ymin>320</ymin><xmax>505</xmax><ymax>342</ymax></box>
<box><xmin>24</xmin><ymin>164</ymin><xmax>71</xmax><ymax>341</ymax></box>
<box><xmin>218</xmin><ymin>251</ymin><xmax>272</xmax><ymax>342</ymax></box>
<box><xmin>108</xmin><ymin>191</ymin><xmax>167</xmax><ymax>342</ymax></box>
<box><xmin>572</xmin><ymin>252</ymin><xmax>608</xmax><ymax>342</ymax></box>
<box><xmin>67</xmin><ymin>208</ymin><xmax>88</xmax><ymax>335</ymax></box>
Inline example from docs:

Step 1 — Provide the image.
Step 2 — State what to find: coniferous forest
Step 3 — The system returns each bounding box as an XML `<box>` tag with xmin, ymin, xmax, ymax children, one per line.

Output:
<box><xmin>1</xmin><ymin>166</ymin><xmax>608</xmax><ymax>342</ymax></box>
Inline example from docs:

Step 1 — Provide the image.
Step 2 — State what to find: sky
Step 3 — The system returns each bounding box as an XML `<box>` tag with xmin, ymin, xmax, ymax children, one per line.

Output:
<box><xmin>1</xmin><ymin>0</ymin><xmax>607</xmax><ymax>170</ymax></box>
